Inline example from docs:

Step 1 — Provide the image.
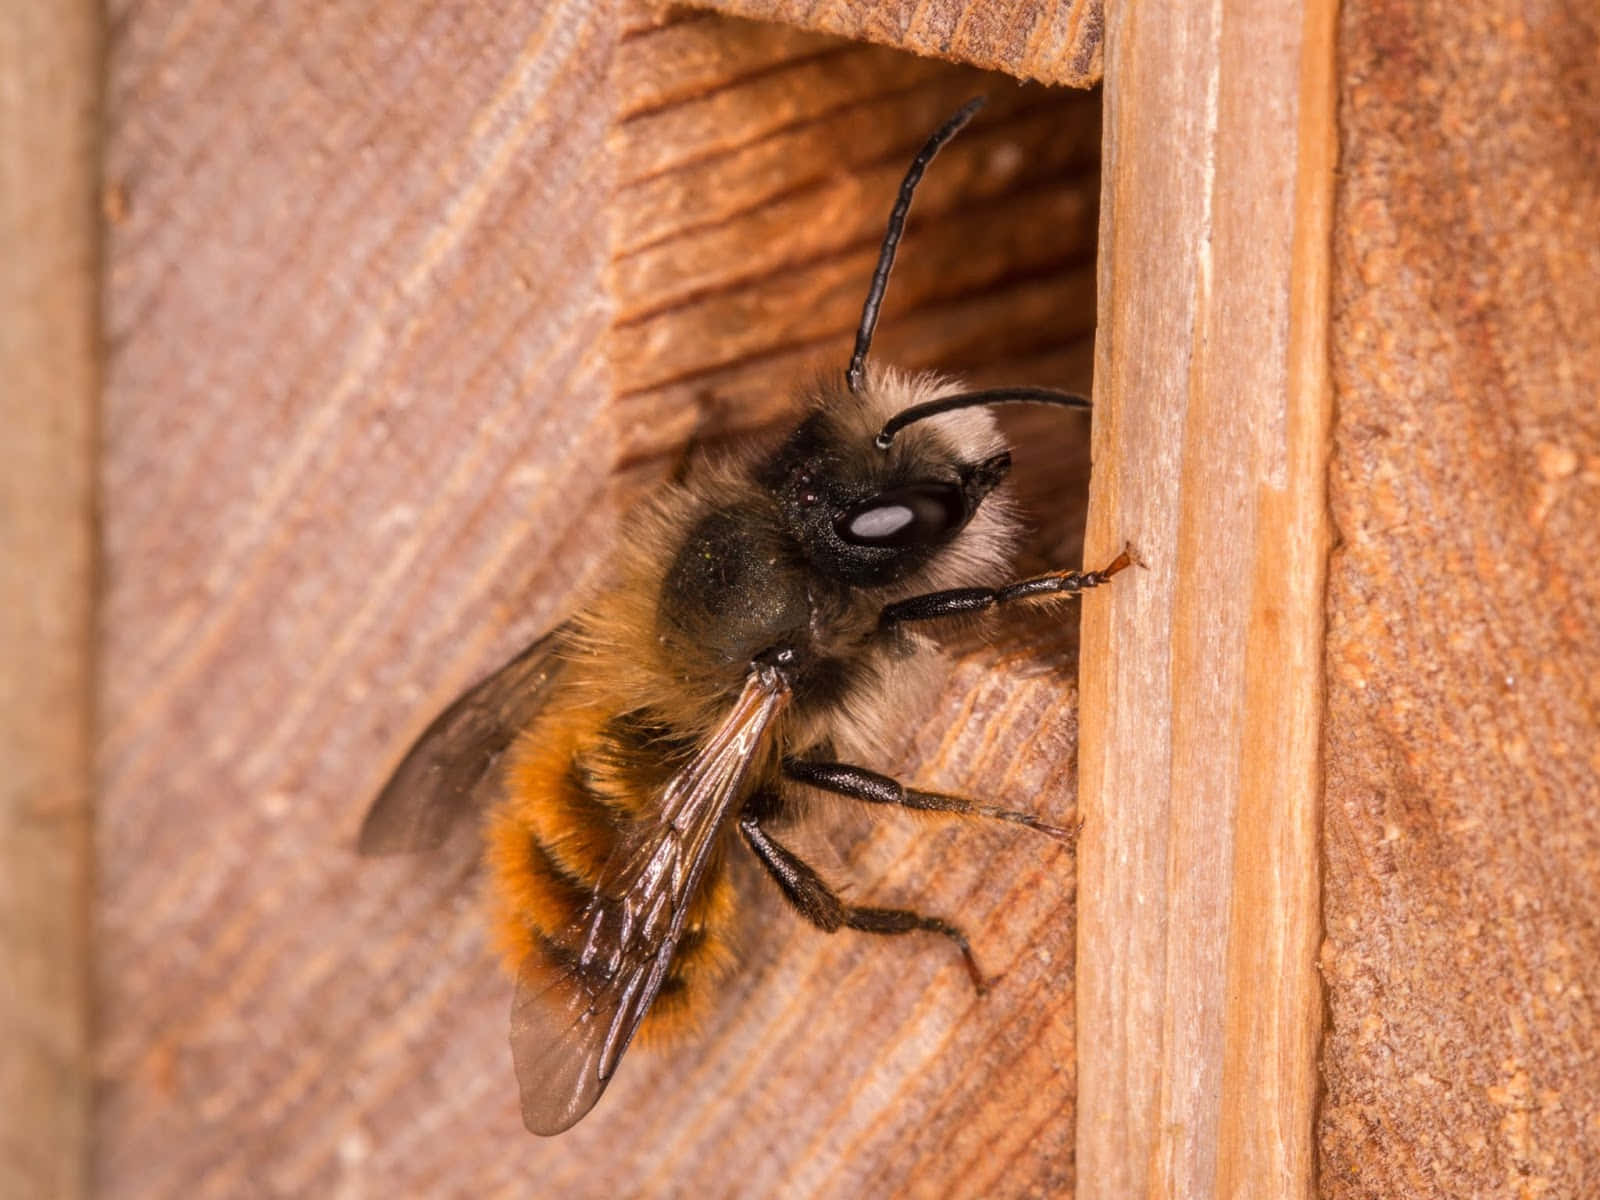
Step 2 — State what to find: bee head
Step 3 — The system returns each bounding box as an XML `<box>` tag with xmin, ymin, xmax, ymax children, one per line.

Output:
<box><xmin>758</xmin><ymin>96</ymin><xmax>1090</xmax><ymax>591</ymax></box>
<box><xmin>762</xmin><ymin>368</ymin><xmax>1087</xmax><ymax>590</ymax></box>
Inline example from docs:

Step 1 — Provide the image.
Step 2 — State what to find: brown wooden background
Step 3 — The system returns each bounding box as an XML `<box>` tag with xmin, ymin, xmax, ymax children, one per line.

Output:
<box><xmin>3</xmin><ymin>0</ymin><xmax>1597</xmax><ymax>1195</ymax></box>
<box><xmin>1319</xmin><ymin>0</ymin><xmax>1600</xmax><ymax>1194</ymax></box>
<box><xmin>91</xmin><ymin>2</ymin><xmax>1102</xmax><ymax>1196</ymax></box>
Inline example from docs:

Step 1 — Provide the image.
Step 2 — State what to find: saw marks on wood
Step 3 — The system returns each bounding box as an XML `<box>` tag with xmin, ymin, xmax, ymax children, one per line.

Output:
<box><xmin>97</xmin><ymin>1</ymin><xmax>1102</xmax><ymax>1195</ymax></box>
<box><xmin>97</xmin><ymin>2</ymin><xmax>621</xmax><ymax>1195</ymax></box>
<box><xmin>697</xmin><ymin>0</ymin><xmax>1104</xmax><ymax>87</ymax></box>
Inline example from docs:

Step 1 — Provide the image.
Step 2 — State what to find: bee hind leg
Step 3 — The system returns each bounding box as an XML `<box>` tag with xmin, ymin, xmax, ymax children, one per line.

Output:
<box><xmin>783</xmin><ymin>758</ymin><xmax>1075</xmax><ymax>844</ymax></box>
<box><xmin>737</xmin><ymin>814</ymin><xmax>988</xmax><ymax>994</ymax></box>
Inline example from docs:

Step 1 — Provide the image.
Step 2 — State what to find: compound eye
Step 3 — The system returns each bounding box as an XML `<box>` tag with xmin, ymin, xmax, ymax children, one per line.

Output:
<box><xmin>833</xmin><ymin>483</ymin><xmax>967</xmax><ymax>548</ymax></box>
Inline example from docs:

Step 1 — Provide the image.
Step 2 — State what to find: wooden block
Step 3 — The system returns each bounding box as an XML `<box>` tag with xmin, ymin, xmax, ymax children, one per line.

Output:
<box><xmin>96</xmin><ymin>3</ymin><xmax>622</xmax><ymax>1194</ymax></box>
<box><xmin>695</xmin><ymin>0</ymin><xmax>1104</xmax><ymax>87</ymax></box>
<box><xmin>0</xmin><ymin>3</ymin><xmax>100</xmax><ymax>1197</ymax></box>
<box><xmin>1074</xmin><ymin>0</ymin><xmax>1335</xmax><ymax>1195</ymax></box>
<box><xmin>1319</xmin><ymin>0</ymin><xmax>1600</xmax><ymax>1194</ymax></box>
<box><xmin>97</xmin><ymin>2</ymin><xmax>1104</xmax><ymax>1193</ymax></box>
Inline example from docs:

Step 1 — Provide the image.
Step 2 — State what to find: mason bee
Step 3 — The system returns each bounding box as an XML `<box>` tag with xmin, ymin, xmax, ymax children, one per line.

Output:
<box><xmin>359</xmin><ymin>98</ymin><xmax>1133</xmax><ymax>1136</ymax></box>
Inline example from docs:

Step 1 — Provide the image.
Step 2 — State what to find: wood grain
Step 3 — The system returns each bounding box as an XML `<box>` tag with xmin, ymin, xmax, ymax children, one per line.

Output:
<box><xmin>0</xmin><ymin>3</ymin><xmax>100</xmax><ymax>1197</ymax></box>
<box><xmin>611</xmin><ymin>11</ymin><xmax>1102</xmax><ymax>473</ymax></box>
<box><xmin>1075</xmin><ymin>0</ymin><xmax>1334</xmax><ymax>1195</ymax></box>
<box><xmin>696</xmin><ymin>0</ymin><xmax>1103</xmax><ymax>88</ymax></box>
<box><xmin>97</xmin><ymin>2</ymin><xmax>622</xmax><ymax>1195</ymax></box>
<box><xmin>1319</xmin><ymin>0</ymin><xmax>1600</xmax><ymax>1194</ymax></box>
<box><xmin>98</xmin><ymin>2</ymin><xmax>1103</xmax><ymax>1194</ymax></box>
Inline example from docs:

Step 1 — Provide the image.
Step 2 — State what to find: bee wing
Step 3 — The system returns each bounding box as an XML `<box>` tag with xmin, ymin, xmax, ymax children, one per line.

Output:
<box><xmin>509</xmin><ymin>665</ymin><xmax>792</xmax><ymax>1135</ymax></box>
<box><xmin>358</xmin><ymin>625</ymin><xmax>570</xmax><ymax>854</ymax></box>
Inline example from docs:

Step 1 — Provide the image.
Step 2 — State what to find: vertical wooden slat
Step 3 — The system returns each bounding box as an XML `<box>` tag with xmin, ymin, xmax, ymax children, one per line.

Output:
<box><xmin>0</xmin><ymin>2</ymin><xmax>101</xmax><ymax>1197</ymax></box>
<box><xmin>1075</xmin><ymin>0</ymin><xmax>1335</xmax><ymax>1193</ymax></box>
<box><xmin>97</xmin><ymin>3</ymin><xmax>623</xmax><ymax>1194</ymax></box>
<box><xmin>1214</xmin><ymin>0</ymin><xmax>1337</xmax><ymax>1190</ymax></box>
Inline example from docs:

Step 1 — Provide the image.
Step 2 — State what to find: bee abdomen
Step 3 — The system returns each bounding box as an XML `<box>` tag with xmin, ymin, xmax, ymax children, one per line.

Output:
<box><xmin>487</xmin><ymin>705</ymin><xmax>736</xmax><ymax>1041</ymax></box>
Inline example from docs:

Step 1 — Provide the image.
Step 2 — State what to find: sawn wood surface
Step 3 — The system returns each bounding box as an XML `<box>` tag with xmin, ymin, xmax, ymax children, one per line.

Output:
<box><xmin>95</xmin><ymin>4</ymin><xmax>1103</xmax><ymax>1195</ymax></box>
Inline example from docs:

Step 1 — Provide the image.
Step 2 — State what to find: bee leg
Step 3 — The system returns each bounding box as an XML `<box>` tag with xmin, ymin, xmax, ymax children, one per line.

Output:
<box><xmin>784</xmin><ymin>758</ymin><xmax>1074</xmax><ymax>843</ymax></box>
<box><xmin>877</xmin><ymin>545</ymin><xmax>1139</xmax><ymax>630</ymax></box>
<box><xmin>738</xmin><ymin>814</ymin><xmax>988</xmax><ymax>994</ymax></box>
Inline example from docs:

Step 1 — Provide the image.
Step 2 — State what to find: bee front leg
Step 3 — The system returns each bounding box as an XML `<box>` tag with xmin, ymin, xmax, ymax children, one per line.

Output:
<box><xmin>738</xmin><ymin>814</ymin><xmax>988</xmax><ymax>994</ymax></box>
<box><xmin>876</xmin><ymin>545</ymin><xmax>1138</xmax><ymax>631</ymax></box>
<box><xmin>783</xmin><ymin>758</ymin><xmax>1073</xmax><ymax>843</ymax></box>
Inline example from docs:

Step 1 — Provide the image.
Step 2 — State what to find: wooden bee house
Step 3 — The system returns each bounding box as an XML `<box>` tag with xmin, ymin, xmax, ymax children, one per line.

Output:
<box><xmin>5</xmin><ymin>0</ymin><xmax>1597</xmax><ymax>1195</ymax></box>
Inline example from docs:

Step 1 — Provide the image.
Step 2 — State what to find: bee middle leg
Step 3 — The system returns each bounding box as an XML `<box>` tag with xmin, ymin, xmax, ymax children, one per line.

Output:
<box><xmin>783</xmin><ymin>758</ymin><xmax>1073</xmax><ymax>842</ymax></box>
<box><xmin>738</xmin><ymin>813</ymin><xmax>987</xmax><ymax>994</ymax></box>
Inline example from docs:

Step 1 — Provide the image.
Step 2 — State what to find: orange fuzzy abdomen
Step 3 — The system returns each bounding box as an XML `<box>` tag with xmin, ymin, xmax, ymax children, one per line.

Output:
<box><xmin>485</xmin><ymin>703</ymin><xmax>736</xmax><ymax>1042</ymax></box>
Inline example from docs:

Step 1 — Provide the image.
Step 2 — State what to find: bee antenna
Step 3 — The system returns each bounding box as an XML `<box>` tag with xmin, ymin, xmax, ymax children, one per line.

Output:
<box><xmin>846</xmin><ymin>97</ymin><xmax>986</xmax><ymax>396</ymax></box>
<box><xmin>874</xmin><ymin>386</ymin><xmax>1092</xmax><ymax>450</ymax></box>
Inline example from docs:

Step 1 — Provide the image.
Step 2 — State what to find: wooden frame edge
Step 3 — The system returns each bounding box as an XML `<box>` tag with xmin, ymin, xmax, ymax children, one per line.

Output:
<box><xmin>1075</xmin><ymin>0</ymin><xmax>1337</xmax><ymax>1192</ymax></box>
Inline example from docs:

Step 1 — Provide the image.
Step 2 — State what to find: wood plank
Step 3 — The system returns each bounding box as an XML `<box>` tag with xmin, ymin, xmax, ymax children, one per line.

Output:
<box><xmin>98</xmin><ymin>2</ymin><xmax>1105</xmax><ymax>1193</ymax></box>
<box><xmin>0</xmin><ymin>3</ymin><xmax>100</xmax><ymax>1197</ymax></box>
<box><xmin>695</xmin><ymin>0</ymin><xmax>1104</xmax><ymax>87</ymax></box>
<box><xmin>96</xmin><ymin>2</ymin><xmax>623</xmax><ymax>1194</ymax></box>
<box><xmin>1319</xmin><ymin>0</ymin><xmax>1600</xmax><ymax>1193</ymax></box>
<box><xmin>1074</xmin><ymin>0</ymin><xmax>1334</xmax><ymax>1193</ymax></box>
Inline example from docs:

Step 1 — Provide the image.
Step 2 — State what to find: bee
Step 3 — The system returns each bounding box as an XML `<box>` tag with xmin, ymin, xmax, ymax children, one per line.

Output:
<box><xmin>359</xmin><ymin>98</ymin><xmax>1134</xmax><ymax>1136</ymax></box>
